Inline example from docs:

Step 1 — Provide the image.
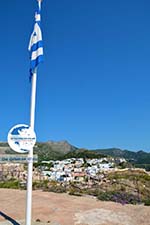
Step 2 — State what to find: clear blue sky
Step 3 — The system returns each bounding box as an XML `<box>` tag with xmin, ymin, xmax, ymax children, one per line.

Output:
<box><xmin>1</xmin><ymin>0</ymin><xmax>150</xmax><ymax>151</ymax></box>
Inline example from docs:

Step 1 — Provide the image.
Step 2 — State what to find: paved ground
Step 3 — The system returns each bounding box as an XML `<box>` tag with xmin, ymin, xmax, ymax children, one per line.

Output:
<box><xmin>0</xmin><ymin>189</ymin><xmax>150</xmax><ymax>225</ymax></box>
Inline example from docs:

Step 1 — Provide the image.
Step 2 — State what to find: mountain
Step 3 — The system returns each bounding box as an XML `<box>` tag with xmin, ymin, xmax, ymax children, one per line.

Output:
<box><xmin>93</xmin><ymin>148</ymin><xmax>150</xmax><ymax>170</ymax></box>
<box><xmin>45</xmin><ymin>140</ymin><xmax>77</xmax><ymax>153</ymax></box>
<box><xmin>93</xmin><ymin>148</ymin><xmax>150</xmax><ymax>163</ymax></box>
<box><xmin>34</xmin><ymin>141</ymin><xmax>78</xmax><ymax>161</ymax></box>
<box><xmin>0</xmin><ymin>141</ymin><xmax>77</xmax><ymax>160</ymax></box>
<box><xmin>0</xmin><ymin>142</ymin><xmax>150</xmax><ymax>169</ymax></box>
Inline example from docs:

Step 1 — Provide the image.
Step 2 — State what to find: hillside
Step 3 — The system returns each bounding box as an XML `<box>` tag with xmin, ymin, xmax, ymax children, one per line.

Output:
<box><xmin>61</xmin><ymin>148</ymin><xmax>106</xmax><ymax>159</ymax></box>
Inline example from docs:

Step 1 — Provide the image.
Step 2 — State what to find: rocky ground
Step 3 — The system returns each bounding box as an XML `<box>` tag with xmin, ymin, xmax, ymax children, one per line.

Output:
<box><xmin>0</xmin><ymin>188</ymin><xmax>150</xmax><ymax>225</ymax></box>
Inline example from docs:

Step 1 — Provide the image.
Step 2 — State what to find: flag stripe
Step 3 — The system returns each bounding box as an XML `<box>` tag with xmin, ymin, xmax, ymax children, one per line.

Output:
<box><xmin>31</xmin><ymin>47</ymin><xmax>43</xmax><ymax>61</ymax></box>
<box><xmin>30</xmin><ymin>55</ymin><xmax>43</xmax><ymax>70</ymax></box>
<box><xmin>30</xmin><ymin>41</ymin><xmax>43</xmax><ymax>52</ymax></box>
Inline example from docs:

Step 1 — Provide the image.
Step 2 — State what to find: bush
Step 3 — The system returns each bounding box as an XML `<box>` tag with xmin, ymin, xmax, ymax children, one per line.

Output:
<box><xmin>68</xmin><ymin>187</ymin><xmax>82</xmax><ymax>196</ymax></box>
<box><xmin>48</xmin><ymin>185</ymin><xmax>66</xmax><ymax>193</ymax></box>
<box><xmin>41</xmin><ymin>181</ymin><xmax>67</xmax><ymax>193</ymax></box>
<box><xmin>0</xmin><ymin>179</ymin><xmax>19</xmax><ymax>189</ymax></box>
<box><xmin>112</xmin><ymin>192</ymin><xmax>141</xmax><ymax>205</ymax></box>
<box><xmin>144</xmin><ymin>199</ymin><xmax>150</xmax><ymax>206</ymax></box>
<box><xmin>97</xmin><ymin>191</ymin><xmax>112</xmax><ymax>201</ymax></box>
<box><xmin>32</xmin><ymin>180</ymin><xmax>49</xmax><ymax>190</ymax></box>
<box><xmin>97</xmin><ymin>191</ymin><xmax>141</xmax><ymax>205</ymax></box>
<box><xmin>47</xmin><ymin>184</ymin><xmax>66</xmax><ymax>193</ymax></box>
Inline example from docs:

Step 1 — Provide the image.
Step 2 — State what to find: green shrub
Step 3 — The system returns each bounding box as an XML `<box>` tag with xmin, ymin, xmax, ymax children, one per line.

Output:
<box><xmin>144</xmin><ymin>199</ymin><xmax>150</xmax><ymax>206</ymax></box>
<box><xmin>97</xmin><ymin>191</ymin><xmax>112</xmax><ymax>201</ymax></box>
<box><xmin>0</xmin><ymin>180</ymin><xmax>19</xmax><ymax>189</ymax></box>
<box><xmin>47</xmin><ymin>184</ymin><xmax>66</xmax><ymax>193</ymax></box>
<box><xmin>32</xmin><ymin>180</ymin><xmax>49</xmax><ymax>190</ymax></box>
<box><xmin>68</xmin><ymin>187</ymin><xmax>82</xmax><ymax>196</ymax></box>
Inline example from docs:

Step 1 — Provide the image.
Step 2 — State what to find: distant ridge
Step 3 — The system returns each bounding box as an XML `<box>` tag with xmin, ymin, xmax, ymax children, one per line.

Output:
<box><xmin>93</xmin><ymin>148</ymin><xmax>150</xmax><ymax>165</ymax></box>
<box><xmin>0</xmin><ymin>141</ymin><xmax>150</xmax><ymax>169</ymax></box>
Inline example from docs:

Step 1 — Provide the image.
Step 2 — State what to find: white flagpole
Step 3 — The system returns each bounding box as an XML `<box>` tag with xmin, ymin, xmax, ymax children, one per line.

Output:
<box><xmin>25</xmin><ymin>1</ymin><xmax>43</xmax><ymax>224</ymax></box>
<box><xmin>25</xmin><ymin>69</ymin><xmax>37</xmax><ymax>225</ymax></box>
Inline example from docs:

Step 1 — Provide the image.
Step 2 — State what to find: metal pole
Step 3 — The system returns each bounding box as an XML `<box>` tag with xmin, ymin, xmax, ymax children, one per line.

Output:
<box><xmin>38</xmin><ymin>0</ymin><xmax>42</xmax><ymax>9</ymax></box>
<box><xmin>25</xmin><ymin>70</ymin><xmax>37</xmax><ymax>225</ymax></box>
<box><xmin>25</xmin><ymin>1</ymin><xmax>43</xmax><ymax>223</ymax></box>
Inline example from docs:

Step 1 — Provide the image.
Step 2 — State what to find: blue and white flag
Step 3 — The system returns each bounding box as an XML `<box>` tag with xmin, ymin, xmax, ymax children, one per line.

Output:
<box><xmin>28</xmin><ymin>1</ymin><xmax>43</xmax><ymax>75</ymax></box>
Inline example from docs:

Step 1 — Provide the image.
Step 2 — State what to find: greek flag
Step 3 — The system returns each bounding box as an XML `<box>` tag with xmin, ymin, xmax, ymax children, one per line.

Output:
<box><xmin>28</xmin><ymin>1</ymin><xmax>43</xmax><ymax>75</ymax></box>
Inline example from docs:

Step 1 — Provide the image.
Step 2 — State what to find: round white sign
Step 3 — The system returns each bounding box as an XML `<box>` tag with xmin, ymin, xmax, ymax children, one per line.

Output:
<box><xmin>7</xmin><ymin>124</ymin><xmax>36</xmax><ymax>153</ymax></box>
